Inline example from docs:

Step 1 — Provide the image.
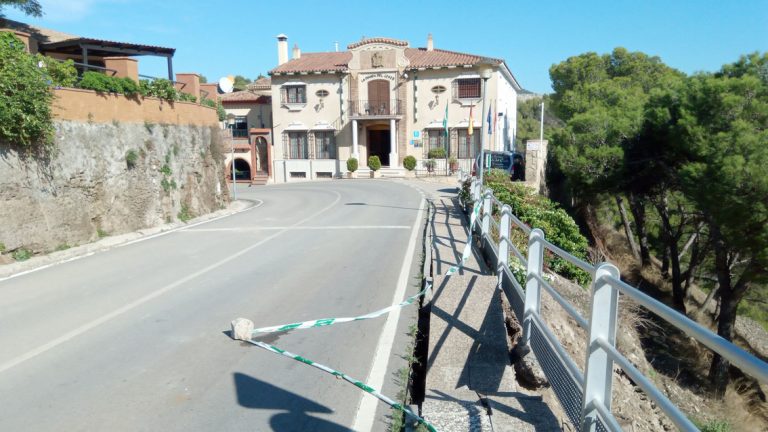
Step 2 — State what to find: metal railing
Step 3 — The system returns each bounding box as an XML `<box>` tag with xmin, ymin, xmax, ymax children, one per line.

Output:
<box><xmin>458</xmin><ymin>172</ymin><xmax>768</xmax><ymax>432</ymax></box>
<box><xmin>348</xmin><ymin>99</ymin><xmax>402</xmax><ymax>117</ymax></box>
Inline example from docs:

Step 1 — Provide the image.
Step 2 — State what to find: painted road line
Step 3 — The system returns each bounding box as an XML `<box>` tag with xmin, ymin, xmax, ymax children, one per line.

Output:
<box><xmin>0</xmin><ymin>193</ymin><xmax>340</xmax><ymax>375</ymax></box>
<box><xmin>183</xmin><ymin>225</ymin><xmax>410</xmax><ymax>232</ymax></box>
<box><xmin>248</xmin><ymin>339</ymin><xmax>438</xmax><ymax>432</ymax></box>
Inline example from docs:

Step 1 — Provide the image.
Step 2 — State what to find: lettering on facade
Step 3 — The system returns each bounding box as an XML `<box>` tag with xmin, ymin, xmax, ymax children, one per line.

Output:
<box><xmin>371</xmin><ymin>51</ymin><xmax>383</xmax><ymax>68</ymax></box>
<box><xmin>361</xmin><ymin>72</ymin><xmax>396</xmax><ymax>82</ymax></box>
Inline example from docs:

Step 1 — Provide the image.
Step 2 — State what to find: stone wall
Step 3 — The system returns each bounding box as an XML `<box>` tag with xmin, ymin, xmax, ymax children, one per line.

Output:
<box><xmin>0</xmin><ymin>121</ymin><xmax>229</xmax><ymax>254</ymax></box>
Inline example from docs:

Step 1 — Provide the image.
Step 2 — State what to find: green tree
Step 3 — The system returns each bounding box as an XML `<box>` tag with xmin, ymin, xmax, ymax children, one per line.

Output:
<box><xmin>232</xmin><ymin>75</ymin><xmax>251</xmax><ymax>91</ymax></box>
<box><xmin>0</xmin><ymin>31</ymin><xmax>53</xmax><ymax>148</ymax></box>
<box><xmin>515</xmin><ymin>95</ymin><xmax>563</xmax><ymax>150</ymax></box>
<box><xmin>661</xmin><ymin>53</ymin><xmax>768</xmax><ymax>395</ymax></box>
<box><xmin>0</xmin><ymin>0</ymin><xmax>42</xmax><ymax>17</ymax></box>
<box><xmin>199</xmin><ymin>75</ymin><xmax>208</xmax><ymax>84</ymax></box>
<box><xmin>549</xmin><ymin>48</ymin><xmax>686</xmax><ymax>282</ymax></box>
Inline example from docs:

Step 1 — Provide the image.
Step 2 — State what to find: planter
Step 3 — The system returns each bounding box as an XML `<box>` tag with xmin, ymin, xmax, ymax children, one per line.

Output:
<box><xmin>347</xmin><ymin>171</ymin><xmax>358</xmax><ymax>179</ymax></box>
<box><xmin>370</xmin><ymin>170</ymin><xmax>382</xmax><ymax>179</ymax></box>
<box><xmin>405</xmin><ymin>170</ymin><xmax>416</xmax><ymax>178</ymax></box>
<box><xmin>449</xmin><ymin>162</ymin><xmax>458</xmax><ymax>173</ymax></box>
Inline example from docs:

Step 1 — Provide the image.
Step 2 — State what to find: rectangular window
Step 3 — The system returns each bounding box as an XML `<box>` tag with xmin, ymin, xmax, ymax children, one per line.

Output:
<box><xmin>454</xmin><ymin>78</ymin><xmax>481</xmax><ymax>99</ymax></box>
<box><xmin>288</xmin><ymin>132</ymin><xmax>308</xmax><ymax>159</ymax></box>
<box><xmin>427</xmin><ymin>130</ymin><xmax>446</xmax><ymax>151</ymax></box>
<box><xmin>283</xmin><ymin>85</ymin><xmax>306</xmax><ymax>104</ymax></box>
<box><xmin>230</xmin><ymin>116</ymin><xmax>248</xmax><ymax>138</ymax></box>
<box><xmin>457</xmin><ymin>129</ymin><xmax>479</xmax><ymax>158</ymax></box>
<box><xmin>314</xmin><ymin>132</ymin><xmax>336</xmax><ymax>159</ymax></box>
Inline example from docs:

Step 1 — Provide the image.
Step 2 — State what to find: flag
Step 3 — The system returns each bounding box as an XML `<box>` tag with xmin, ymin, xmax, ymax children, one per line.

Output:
<box><xmin>487</xmin><ymin>104</ymin><xmax>492</xmax><ymax>135</ymax></box>
<box><xmin>468</xmin><ymin>106</ymin><xmax>474</xmax><ymax>136</ymax></box>
<box><xmin>442</xmin><ymin>102</ymin><xmax>449</xmax><ymax>138</ymax></box>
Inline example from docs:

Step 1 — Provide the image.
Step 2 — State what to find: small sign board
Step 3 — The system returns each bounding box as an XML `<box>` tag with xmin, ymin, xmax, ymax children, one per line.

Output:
<box><xmin>411</xmin><ymin>139</ymin><xmax>422</xmax><ymax>148</ymax></box>
<box><xmin>526</xmin><ymin>141</ymin><xmax>540</xmax><ymax>151</ymax></box>
<box><xmin>413</xmin><ymin>131</ymin><xmax>421</xmax><ymax>138</ymax></box>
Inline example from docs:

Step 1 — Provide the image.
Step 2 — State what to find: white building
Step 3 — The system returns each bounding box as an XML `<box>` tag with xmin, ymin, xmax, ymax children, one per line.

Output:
<box><xmin>269</xmin><ymin>34</ymin><xmax>521</xmax><ymax>182</ymax></box>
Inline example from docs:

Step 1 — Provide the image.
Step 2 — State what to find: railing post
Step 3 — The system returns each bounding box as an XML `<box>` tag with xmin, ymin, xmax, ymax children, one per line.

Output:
<box><xmin>521</xmin><ymin>228</ymin><xmax>545</xmax><ymax>346</ymax></box>
<box><xmin>498</xmin><ymin>205</ymin><xmax>511</xmax><ymax>285</ymax></box>
<box><xmin>581</xmin><ymin>262</ymin><xmax>621</xmax><ymax>432</ymax></box>
<box><xmin>481</xmin><ymin>189</ymin><xmax>492</xmax><ymax>236</ymax></box>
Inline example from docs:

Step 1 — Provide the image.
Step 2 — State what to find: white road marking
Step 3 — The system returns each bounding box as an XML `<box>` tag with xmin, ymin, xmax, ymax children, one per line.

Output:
<box><xmin>0</xmin><ymin>200</ymin><xmax>264</xmax><ymax>284</ymax></box>
<box><xmin>0</xmin><ymin>193</ymin><xmax>340</xmax><ymax>375</ymax></box>
<box><xmin>352</xmin><ymin>195</ymin><xmax>425</xmax><ymax>431</ymax></box>
<box><xmin>182</xmin><ymin>225</ymin><xmax>410</xmax><ymax>232</ymax></box>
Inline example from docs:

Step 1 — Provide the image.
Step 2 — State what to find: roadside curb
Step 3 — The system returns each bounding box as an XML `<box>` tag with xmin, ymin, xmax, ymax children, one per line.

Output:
<box><xmin>0</xmin><ymin>199</ymin><xmax>259</xmax><ymax>282</ymax></box>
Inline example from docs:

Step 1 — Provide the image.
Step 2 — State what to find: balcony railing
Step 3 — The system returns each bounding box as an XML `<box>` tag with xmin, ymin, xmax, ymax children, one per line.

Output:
<box><xmin>348</xmin><ymin>99</ymin><xmax>402</xmax><ymax>117</ymax></box>
<box><xmin>231</xmin><ymin>129</ymin><xmax>249</xmax><ymax>139</ymax></box>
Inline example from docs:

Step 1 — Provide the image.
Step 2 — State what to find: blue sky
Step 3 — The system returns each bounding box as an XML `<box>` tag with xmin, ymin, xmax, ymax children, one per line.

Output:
<box><xmin>6</xmin><ymin>0</ymin><xmax>767</xmax><ymax>93</ymax></box>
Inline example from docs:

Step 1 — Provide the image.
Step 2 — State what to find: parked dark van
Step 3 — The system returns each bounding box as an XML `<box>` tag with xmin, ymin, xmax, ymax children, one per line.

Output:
<box><xmin>472</xmin><ymin>151</ymin><xmax>525</xmax><ymax>181</ymax></box>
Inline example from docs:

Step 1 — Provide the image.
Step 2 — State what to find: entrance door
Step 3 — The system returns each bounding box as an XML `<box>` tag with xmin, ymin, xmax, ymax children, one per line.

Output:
<box><xmin>367</xmin><ymin>129</ymin><xmax>390</xmax><ymax>166</ymax></box>
<box><xmin>367</xmin><ymin>80</ymin><xmax>390</xmax><ymax>115</ymax></box>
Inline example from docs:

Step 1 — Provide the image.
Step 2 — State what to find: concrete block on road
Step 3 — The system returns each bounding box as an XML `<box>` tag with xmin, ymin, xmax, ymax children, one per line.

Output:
<box><xmin>231</xmin><ymin>318</ymin><xmax>254</xmax><ymax>341</ymax></box>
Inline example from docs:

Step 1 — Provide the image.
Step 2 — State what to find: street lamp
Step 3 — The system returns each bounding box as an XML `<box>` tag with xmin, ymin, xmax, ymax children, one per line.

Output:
<box><xmin>478</xmin><ymin>64</ymin><xmax>493</xmax><ymax>186</ymax></box>
<box><xmin>227</xmin><ymin>113</ymin><xmax>237</xmax><ymax>200</ymax></box>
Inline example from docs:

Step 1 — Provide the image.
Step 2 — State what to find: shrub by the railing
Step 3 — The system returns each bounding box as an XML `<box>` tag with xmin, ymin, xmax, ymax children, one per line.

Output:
<box><xmin>178</xmin><ymin>92</ymin><xmax>197</xmax><ymax>103</ymax></box>
<box><xmin>484</xmin><ymin>169</ymin><xmax>591</xmax><ymax>286</ymax></box>
<box><xmin>200</xmin><ymin>98</ymin><xmax>226</xmax><ymax>120</ymax></box>
<box><xmin>368</xmin><ymin>155</ymin><xmax>381</xmax><ymax>171</ymax></box>
<box><xmin>403</xmin><ymin>155</ymin><xmax>417</xmax><ymax>171</ymax></box>
<box><xmin>139</xmin><ymin>79</ymin><xmax>178</xmax><ymax>101</ymax></box>
<box><xmin>0</xmin><ymin>32</ymin><xmax>54</xmax><ymax>148</ymax></box>
<box><xmin>201</xmin><ymin>98</ymin><xmax>216</xmax><ymax>108</ymax></box>
<box><xmin>78</xmin><ymin>72</ymin><xmax>140</xmax><ymax>96</ymax></box>
<box><xmin>347</xmin><ymin>157</ymin><xmax>358</xmax><ymax>172</ymax></box>
<box><xmin>427</xmin><ymin>147</ymin><xmax>446</xmax><ymax>159</ymax></box>
<box><xmin>39</xmin><ymin>56</ymin><xmax>77</xmax><ymax>87</ymax></box>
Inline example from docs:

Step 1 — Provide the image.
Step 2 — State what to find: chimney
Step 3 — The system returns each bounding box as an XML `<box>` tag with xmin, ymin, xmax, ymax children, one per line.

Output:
<box><xmin>427</xmin><ymin>33</ymin><xmax>434</xmax><ymax>51</ymax></box>
<box><xmin>292</xmin><ymin>43</ymin><xmax>301</xmax><ymax>60</ymax></box>
<box><xmin>334</xmin><ymin>41</ymin><xmax>339</xmax><ymax>52</ymax></box>
<box><xmin>276</xmin><ymin>34</ymin><xmax>288</xmax><ymax>65</ymax></box>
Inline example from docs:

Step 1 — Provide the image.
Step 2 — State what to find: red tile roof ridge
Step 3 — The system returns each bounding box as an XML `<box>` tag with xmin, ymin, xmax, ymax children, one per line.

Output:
<box><xmin>347</xmin><ymin>37</ymin><xmax>409</xmax><ymax>49</ymax></box>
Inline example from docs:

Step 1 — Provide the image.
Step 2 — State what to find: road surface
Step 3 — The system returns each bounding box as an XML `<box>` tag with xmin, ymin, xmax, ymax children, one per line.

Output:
<box><xmin>0</xmin><ymin>180</ymin><xmax>425</xmax><ymax>431</ymax></box>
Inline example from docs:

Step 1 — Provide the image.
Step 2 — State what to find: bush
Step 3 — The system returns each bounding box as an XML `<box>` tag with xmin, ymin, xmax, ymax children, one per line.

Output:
<box><xmin>427</xmin><ymin>147</ymin><xmax>446</xmax><ymax>159</ymax></box>
<box><xmin>201</xmin><ymin>98</ymin><xmax>216</xmax><ymax>108</ymax></box>
<box><xmin>178</xmin><ymin>92</ymin><xmax>197</xmax><ymax>103</ymax></box>
<box><xmin>368</xmin><ymin>155</ymin><xmax>381</xmax><ymax>171</ymax></box>
<box><xmin>125</xmin><ymin>149</ymin><xmax>138</xmax><ymax>169</ymax></box>
<box><xmin>12</xmin><ymin>248</ymin><xmax>32</xmax><ymax>261</ymax></box>
<box><xmin>177</xmin><ymin>204</ymin><xmax>193</xmax><ymax>222</ymax></box>
<box><xmin>347</xmin><ymin>157</ymin><xmax>358</xmax><ymax>172</ymax></box>
<box><xmin>216</xmin><ymin>101</ymin><xmax>226</xmax><ymax>121</ymax></box>
<box><xmin>0</xmin><ymin>32</ymin><xmax>54</xmax><ymax>148</ymax></box>
<box><xmin>403</xmin><ymin>155</ymin><xmax>417</xmax><ymax>171</ymax></box>
<box><xmin>485</xmin><ymin>169</ymin><xmax>591</xmax><ymax>286</ymax></box>
<box><xmin>39</xmin><ymin>56</ymin><xmax>77</xmax><ymax>87</ymax></box>
<box><xmin>424</xmin><ymin>159</ymin><xmax>436</xmax><ymax>171</ymax></box>
<box><xmin>139</xmin><ymin>78</ymin><xmax>178</xmax><ymax>101</ymax></box>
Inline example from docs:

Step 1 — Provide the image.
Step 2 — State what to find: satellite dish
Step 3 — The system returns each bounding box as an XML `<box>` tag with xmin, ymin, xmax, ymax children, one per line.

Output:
<box><xmin>218</xmin><ymin>76</ymin><xmax>234</xmax><ymax>94</ymax></box>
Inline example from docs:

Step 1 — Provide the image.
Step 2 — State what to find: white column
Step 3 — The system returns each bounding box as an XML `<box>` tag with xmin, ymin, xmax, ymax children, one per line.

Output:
<box><xmin>352</xmin><ymin>119</ymin><xmax>359</xmax><ymax>159</ymax></box>
<box><xmin>389</xmin><ymin>118</ymin><xmax>398</xmax><ymax>167</ymax></box>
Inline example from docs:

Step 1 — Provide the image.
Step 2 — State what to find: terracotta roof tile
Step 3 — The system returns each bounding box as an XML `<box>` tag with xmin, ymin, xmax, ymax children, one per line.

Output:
<box><xmin>347</xmin><ymin>37</ymin><xmax>408</xmax><ymax>49</ymax></box>
<box><xmin>220</xmin><ymin>92</ymin><xmax>271</xmax><ymax>104</ymax></box>
<box><xmin>270</xmin><ymin>52</ymin><xmax>351</xmax><ymax>74</ymax></box>
<box><xmin>248</xmin><ymin>77</ymin><xmax>271</xmax><ymax>90</ymax></box>
<box><xmin>405</xmin><ymin>48</ymin><xmax>502</xmax><ymax>69</ymax></box>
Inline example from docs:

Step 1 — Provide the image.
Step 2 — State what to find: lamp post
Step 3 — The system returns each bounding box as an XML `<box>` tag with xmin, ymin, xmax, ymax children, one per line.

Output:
<box><xmin>227</xmin><ymin>113</ymin><xmax>237</xmax><ymax>200</ymax></box>
<box><xmin>478</xmin><ymin>64</ymin><xmax>493</xmax><ymax>186</ymax></box>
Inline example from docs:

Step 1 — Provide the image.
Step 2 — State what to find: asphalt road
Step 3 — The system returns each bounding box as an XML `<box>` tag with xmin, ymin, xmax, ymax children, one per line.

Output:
<box><xmin>0</xmin><ymin>180</ymin><xmax>425</xmax><ymax>431</ymax></box>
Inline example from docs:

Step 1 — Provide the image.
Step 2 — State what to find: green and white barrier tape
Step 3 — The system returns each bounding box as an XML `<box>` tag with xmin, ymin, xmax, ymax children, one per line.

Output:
<box><xmin>249</xmin><ymin>201</ymin><xmax>481</xmax><ymax>337</ymax></box>
<box><xmin>247</xmin><ymin>339</ymin><xmax>438</xmax><ymax>432</ymax></box>
<box><xmin>235</xmin><ymin>199</ymin><xmax>482</xmax><ymax>432</ymax></box>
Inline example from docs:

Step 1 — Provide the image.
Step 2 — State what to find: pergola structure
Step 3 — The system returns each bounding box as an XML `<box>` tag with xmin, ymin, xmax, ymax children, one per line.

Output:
<box><xmin>39</xmin><ymin>38</ymin><xmax>176</xmax><ymax>80</ymax></box>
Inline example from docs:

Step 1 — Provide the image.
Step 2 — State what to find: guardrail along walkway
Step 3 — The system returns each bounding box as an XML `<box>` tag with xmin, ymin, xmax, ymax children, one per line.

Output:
<box><xmin>420</xmin><ymin>182</ymin><xmax>559</xmax><ymax>431</ymax></box>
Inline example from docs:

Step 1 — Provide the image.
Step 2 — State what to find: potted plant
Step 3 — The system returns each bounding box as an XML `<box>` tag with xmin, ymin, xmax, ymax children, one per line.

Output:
<box><xmin>403</xmin><ymin>155</ymin><xmax>417</xmax><ymax>178</ymax></box>
<box><xmin>368</xmin><ymin>155</ymin><xmax>382</xmax><ymax>178</ymax></box>
<box><xmin>424</xmin><ymin>159</ymin><xmax>436</xmax><ymax>174</ymax></box>
<box><xmin>347</xmin><ymin>157</ymin><xmax>358</xmax><ymax>178</ymax></box>
<box><xmin>427</xmin><ymin>147</ymin><xmax>446</xmax><ymax>159</ymax></box>
<box><xmin>448</xmin><ymin>156</ymin><xmax>458</xmax><ymax>173</ymax></box>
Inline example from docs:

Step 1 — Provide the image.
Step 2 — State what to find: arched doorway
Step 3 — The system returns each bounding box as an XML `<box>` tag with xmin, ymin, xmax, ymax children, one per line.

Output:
<box><xmin>366</xmin><ymin>123</ymin><xmax>390</xmax><ymax>167</ymax></box>
<box><xmin>255</xmin><ymin>137</ymin><xmax>268</xmax><ymax>173</ymax></box>
<box><xmin>232</xmin><ymin>158</ymin><xmax>251</xmax><ymax>181</ymax></box>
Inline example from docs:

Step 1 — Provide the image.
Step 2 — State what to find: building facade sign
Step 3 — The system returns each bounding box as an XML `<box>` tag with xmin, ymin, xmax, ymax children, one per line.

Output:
<box><xmin>361</xmin><ymin>72</ymin><xmax>396</xmax><ymax>83</ymax></box>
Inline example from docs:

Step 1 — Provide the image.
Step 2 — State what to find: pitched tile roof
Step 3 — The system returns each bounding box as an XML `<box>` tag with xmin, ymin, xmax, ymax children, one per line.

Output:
<box><xmin>270</xmin><ymin>52</ymin><xmax>352</xmax><ymax>74</ymax></box>
<box><xmin>405</xmin><ymin>48</ymin><xmax>502</xmax><ymax>69</ymax></box>
<box><xmin>248</xmin><ymin>77</ymin><xmax>271</xmax><ymax>90</ymax></box>
<box><xmin>269</xmin><ymin>45</ymin><xmax>502</xmax><ymax>75</ymax></box>
<box><xmin>220</xmin><ymin>91</ymin><xmax>271</xmax><ymax>104</ymax></box>
<box><xmin>347</xmin><ymin>37</ymin><xmax>408</xmax><ymax>49</ymax></box>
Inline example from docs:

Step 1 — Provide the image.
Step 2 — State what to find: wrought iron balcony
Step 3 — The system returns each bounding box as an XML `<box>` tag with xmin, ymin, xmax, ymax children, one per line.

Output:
<box><xmin>231</xmin><ymin>128</ymin><xmax>249</xmax><ymax>139</ymax></box>
<box><xmin>348</xmin><ymin>99</ymin><xmax>403</xmax><ymax>118</ymax></box>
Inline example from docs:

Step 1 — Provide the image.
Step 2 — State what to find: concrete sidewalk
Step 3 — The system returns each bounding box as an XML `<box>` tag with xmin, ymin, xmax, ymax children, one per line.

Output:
<box><xmin>417</xmin><ymin>181</ymin><xmax>560</xmax><ymax>432</ymax></box>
